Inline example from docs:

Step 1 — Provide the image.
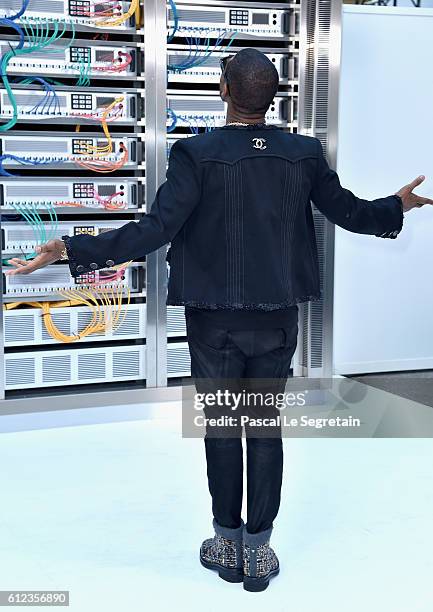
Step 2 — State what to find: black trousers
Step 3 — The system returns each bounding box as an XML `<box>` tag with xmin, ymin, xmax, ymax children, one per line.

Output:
<box><xmin>185</xmin><ymin>308</ymin><xmax>299</xmax><ymax>534</ymax></box>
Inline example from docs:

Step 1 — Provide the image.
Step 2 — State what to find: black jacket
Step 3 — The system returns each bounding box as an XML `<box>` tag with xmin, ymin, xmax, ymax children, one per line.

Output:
<box><xmin>63</xmin><ymin>124</ymin><xmax>403</xmax><ymax>310</ymax></box>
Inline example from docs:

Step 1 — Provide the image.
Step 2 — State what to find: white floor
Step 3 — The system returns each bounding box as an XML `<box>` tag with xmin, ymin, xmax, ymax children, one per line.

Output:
<box><xmin>0</xmin><ymin>406</ymin><xmax>433</xmax><ymax>612</ymax></box>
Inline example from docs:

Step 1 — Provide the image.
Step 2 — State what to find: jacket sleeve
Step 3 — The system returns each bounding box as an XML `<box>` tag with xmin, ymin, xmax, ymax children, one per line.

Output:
<box><xmin>62</xmin><ymin>139</ymin><xmax>201</xmax><ymax>277</ymax></box>
<box><xmin>310</xmin><ymin>138</ymin><xmax>404</xmax><ymax>239</ymax></box>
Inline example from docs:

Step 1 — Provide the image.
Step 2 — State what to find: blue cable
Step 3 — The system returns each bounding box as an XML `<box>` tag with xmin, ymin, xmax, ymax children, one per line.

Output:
<box><xmin>167</xmin><ymin>107</ymin><xmax>177</xmax><ymax>132</ymax></box>
<box><xmin>167</xmin><ymin>0</ymin><xmax>178</xmax><ymax>42</ymax></box>
<box><xmin>0</xmin><ymin>154</ymin><xmax>53</xmax><ymax>176</ymax></box>
<box><xmin>223</xmin><ymin>30</ymin><xmax>238</xmax><ymax>54</ymax></box>
<box><xmin>8</xmin><ymin>0</ymin><xmax>29</xmax><ymax>21</ymax></box>
<box><xmin>179</xmin><ymin>115</ymin><xmax>199</xmax><ymax>134</ymax></box>
<box><xmin>168</xmin><ymin>35</ymin><xmax>196</xmax><ymax>72</ymax></box>
<box><xmin>167</xmin><ymin>29</ymin><xmax>238</xmax><ymax>73</ymax></box>
<box><xmin>0</xmin><ymin>19</ymin><xmax>25</xmax><ymax>47</ymax></box>
<box><xmin>23</xmin><ymin>78</ymin><xmax>59</xmax><ymax>115</ymax></box>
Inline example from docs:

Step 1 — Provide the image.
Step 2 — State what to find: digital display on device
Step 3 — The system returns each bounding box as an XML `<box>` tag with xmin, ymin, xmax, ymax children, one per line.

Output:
<box><xmin>252</xmin><ymin>13</ymin><xmax>269</xmax><ymax>25</ymax></box>
<box><xmin>95</xmin><ymin>50</ymin><xmax>115</xmax><ymax>63</ymax></box>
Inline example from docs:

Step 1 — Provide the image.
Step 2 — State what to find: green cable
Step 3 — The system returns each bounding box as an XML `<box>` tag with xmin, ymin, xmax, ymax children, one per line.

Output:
<box><xmin>18</xmin><ymin>204</ymin><xmax>43</xmax><ymax>243</ymax></box>
<box><xmin>29</xmin><ymin>18</ymin><xmax>75</xmax><ymax>53</ymax></box>
<box><xmin>3</xmin><ymin>203</ymin><xmax>40</xmax><ymax>263</ymax></box>
<box><xmin>223</xmin><ymin>30</ymin><xmax>238</xmax><ymax>54</ymax></box>
<box><xmin>86</xmin><ymin>50</ymin><xmax>91</xmax><ymax>84</ymax></box>
<box><xmin>30</xmin><ymin>203</ymin><xmax>47</xmax><ymax>243</ymax></box>
<box><xmin>0</xmin><ymin>20</ymin><xmax>75</xmax><ymax>132</ymax></box>
<box><xmin>78</xmin><ymin>49</ymin><xmax>91</xmax><ymax>86</ymax></box>
<box><xmin>76</xmin><ymin>55</ymin><xmax>88</xmax><ymax>87</ymax></box>
<box><xmin>2</xmin><ymin>200</ymin><xmax>60</xmax><ymax>265</ymax></box>
<box><xmin>43</xmin><ymin>201</ymin><xmax>59</xmax><ymax>243</ymax></box>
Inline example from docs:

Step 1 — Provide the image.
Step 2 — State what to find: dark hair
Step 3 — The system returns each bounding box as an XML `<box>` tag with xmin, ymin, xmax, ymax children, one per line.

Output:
<box><xmin>224</xmin><ymin>48</ymin><xmax>279</xmax><ymax>114</ymax></box>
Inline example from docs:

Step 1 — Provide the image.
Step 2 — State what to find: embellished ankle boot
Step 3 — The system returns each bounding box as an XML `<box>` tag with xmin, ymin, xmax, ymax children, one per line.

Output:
<box><xmin>200</xmin><ymin>519</ymin><xmax>244</xmax><ymax>583</ymax></box>
<box><xmin>243</xmin><ymin>525</ymin><xmax>280</xmax><ymax>592</ymax></box>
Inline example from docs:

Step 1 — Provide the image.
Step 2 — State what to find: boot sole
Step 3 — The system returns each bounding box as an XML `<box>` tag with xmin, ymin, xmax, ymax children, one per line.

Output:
<box><xmin>243</xmin><ymin>567</ymin><xmax>280</xmax><ymax>592</ymax></box>
<box><xmin>200</xmin><ymin>556</ymin><xmax>243</xmax><ymax>583</ymax></box>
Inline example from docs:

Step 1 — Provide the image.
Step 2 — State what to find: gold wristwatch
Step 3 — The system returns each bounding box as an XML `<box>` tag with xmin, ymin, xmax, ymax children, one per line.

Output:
<box><xmin>59</xmin><ymin>240</ymin><xmax>68</xmax><ymax>261</ymax></box>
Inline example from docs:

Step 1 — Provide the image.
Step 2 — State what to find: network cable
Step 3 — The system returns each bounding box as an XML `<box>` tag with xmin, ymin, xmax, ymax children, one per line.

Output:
<box><xmin>167</xmin><ymin>0</ymin><xmax>179</xmax><ymax>42</ymax></box>
<box><xmin>4</xmin><ymin>287</ymin><xmax>131</xmax><ymax>342</ymax></box>
<box><xmin>20</xmin><ymin>77</ymin><xmax>62</xmax><ymax>116</ymax></box>
<box><xmin>8</xmin><ymin>0</ymin><xmax>30</xmax><ymax>21</ymax></box>
<box><xmin>93</xmin><ymin>51</ymin><xmax>132</xmax><ymax>73</ymax></box>
<box><xmin>93</xmin><ymin>0</ymin><xmax>139</xmax><ymax>28</ymax></box>
<box><xmin>0</xmin><ymin>16</ymin><xmax>74</xmax><ymax>131</ymax></box>
<box><xmin>167</xmin><ymin>30</ymin><xmax>238</xmax><ymax>73</ymax></box>
<box><xmin>2</xmin><ymin>200</ymin><xmax>60</xmax><ymax>265</ymax></box>
<box><xmin>0</xmin><ymin>153</ymin><xmax>56</xmax><ymax>177</ymax></box>
<box><xmin>167</xmin><ymin>107</ymin><xmax>177</xmax><ymax>132</ymax></box>
<box><xmin>76</xmin><ymin>54</ymin><xmax>91</xmax><ymax>87</ymax></box>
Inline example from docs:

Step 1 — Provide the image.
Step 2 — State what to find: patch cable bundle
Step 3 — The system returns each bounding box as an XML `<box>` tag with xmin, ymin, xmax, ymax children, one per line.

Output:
<box><xmin>165</xmin><ymin>0</ymin><xmax>299</xmax><ymax>135</ymax></box>
<box><xmin>0</xmin><ymin>0</ymin><xmax>304</xmax><ymax>394</ymax></box>
<box><xmin>0</xmin><ymin>0</ymin><xmax>148</xmax><ymax>391</ymax></box>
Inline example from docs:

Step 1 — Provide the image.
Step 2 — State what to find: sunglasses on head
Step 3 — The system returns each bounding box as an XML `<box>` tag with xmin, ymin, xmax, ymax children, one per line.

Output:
<box><xmin>220</xmin><ymin>55</ymin><xmax>234</xmax><ymax>80</ymax></box>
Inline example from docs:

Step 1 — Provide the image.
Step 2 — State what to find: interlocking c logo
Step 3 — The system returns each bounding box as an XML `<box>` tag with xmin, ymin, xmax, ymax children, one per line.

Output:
<box><xmin>252</xmin><ymin>138</ymin><xmax>267</xmax><ymax>150</ymax></box>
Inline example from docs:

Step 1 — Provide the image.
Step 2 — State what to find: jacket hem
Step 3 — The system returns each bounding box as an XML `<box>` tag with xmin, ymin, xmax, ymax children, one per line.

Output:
<box><xmin>166</xmin><ymin>294</ymin><xmax>322</xmax><ymax>310</ymax></box>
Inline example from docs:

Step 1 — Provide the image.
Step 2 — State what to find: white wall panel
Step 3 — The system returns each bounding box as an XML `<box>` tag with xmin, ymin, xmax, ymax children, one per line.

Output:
<box><xmin>334</xmin><ymin>6</ymin><xmax>433</xmax><ymax>374</ymax></box>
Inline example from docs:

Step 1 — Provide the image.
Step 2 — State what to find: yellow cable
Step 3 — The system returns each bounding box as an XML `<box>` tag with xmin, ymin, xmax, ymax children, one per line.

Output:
<box><xmin>96</xmin><ymin>0</ymin><xmax>138</xmax><ymax>28</ymax></box>
<box><xmin>3</xmin><ymin>299</ymin><xmax>82</xmax><ymax>310</ymax></box>
<box><xmin>75</xmin><ymin>96</ymin><xmax>124</xmax><ymax>156</ymax></box>
<box><xmin>4</xmin><ymin>264</ymin><xmax>133</xmax><ymax>342</ymax></box>
<box><xmin>135</xmin><ymin>0</ymin><xmax>141</xmax><ymax>27</ymax></box>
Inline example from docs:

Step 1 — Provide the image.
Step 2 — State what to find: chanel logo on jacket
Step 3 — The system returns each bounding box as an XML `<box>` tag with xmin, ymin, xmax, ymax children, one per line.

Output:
<box><xmin>252</xmin><ymin>138</ymin><xmax>267</xmax><ymax>150</ymax></box>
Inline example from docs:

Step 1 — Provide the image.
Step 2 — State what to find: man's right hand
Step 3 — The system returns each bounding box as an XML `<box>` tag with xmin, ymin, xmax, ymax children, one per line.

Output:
<box><xmin>396</xmin><ymin>176</ymin><xmax>433</xmax><ymax>212</ymax></box>
<box><xmin>5</xmin><ymin>239</ymin><xmax>65</xmax><ymax>276</ymax></box>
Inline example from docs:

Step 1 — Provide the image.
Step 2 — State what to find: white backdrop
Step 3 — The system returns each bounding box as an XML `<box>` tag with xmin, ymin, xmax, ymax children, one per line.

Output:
<box><xmin>333</xmin><ymin>5</ymin><xmax>433</xmax><ymax>375</ymax></box>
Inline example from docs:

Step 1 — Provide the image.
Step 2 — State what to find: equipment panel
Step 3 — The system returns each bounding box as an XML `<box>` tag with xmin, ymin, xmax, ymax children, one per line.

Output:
<box><xmin>0</xmin><ymin>0</ymin><xmax>137</xmax><ymax>30</ymax></box>
<box><xmin>3</xmin><ymin>262</ymin><xmax>144</xmax><ymax>297</ymax></box>
<box><xmin>0</xmin><ymin>133</ymin><xmax>141</xmax><ymax>170</ymax></box>
<box><xmin>167</xmin><ymin>93</ymin><xmax>297</xmax><ymax>129</ymax></box>
<box><xmin>0</xmin><ymin>41</ymin><xmax>138</xmax><ymax>78</ymax></box>
<box><xmin>0</xmin><ymin>178</ymin><xmax>141</xmax><ymax>211</ymax></box>
<box><xmin>1</xmin><ymin>220</ymin><xmax>130</xmax><ymax>253</ymax></box>
<box><xmin>0</xmin><ymin>88</ymin><xmax>139</xmax><ymax>124</ymax></box>
<box><xmin>167</xmin><ymin>49</ymin><xmax>298</xmax><ymax>84</ymax></box>
<box><xmin>167</xmin><ymin>5</ymin><xmax>297</xmax><ymax>39</ymax></box>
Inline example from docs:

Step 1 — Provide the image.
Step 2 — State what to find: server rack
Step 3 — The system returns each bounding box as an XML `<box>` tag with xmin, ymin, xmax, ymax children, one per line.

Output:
<box><xmin>0</xmin><ymin>0</ymin><xmax>149</xmax><ymax>400</ymax></box>
<box><xmin>164</xmin><ymin>0</ymin><xmax>342</xmax><ymax>384</ymax></box>
<box><xmin>0</xmin><ymin>0</ymin><xmax>341</xmax><ymax>412</ymax></box>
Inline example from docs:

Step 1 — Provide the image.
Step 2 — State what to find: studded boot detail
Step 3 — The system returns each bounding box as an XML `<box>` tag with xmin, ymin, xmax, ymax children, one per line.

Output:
<box><xmin>243</xmin><ymin>525</ymin><xmax>280</xmax><ymax>592</ymax></box>
<box><xmin>200</xmin><ymin>519</ymin><xmax>244</xmax><ymax>583</ymax></box>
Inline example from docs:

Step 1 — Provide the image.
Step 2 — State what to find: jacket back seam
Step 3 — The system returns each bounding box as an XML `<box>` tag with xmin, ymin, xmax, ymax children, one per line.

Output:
<box><xmin>199</xmin><ymin>154</ymin><xmax>318</xmax><ymax>166</ymax></box>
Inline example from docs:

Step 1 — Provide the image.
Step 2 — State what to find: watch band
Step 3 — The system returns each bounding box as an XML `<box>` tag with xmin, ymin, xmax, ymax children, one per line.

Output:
<box><xmin>59</xmin><ymin>240</ymin><xmax>69</xmax><ymax>261</ymax></box>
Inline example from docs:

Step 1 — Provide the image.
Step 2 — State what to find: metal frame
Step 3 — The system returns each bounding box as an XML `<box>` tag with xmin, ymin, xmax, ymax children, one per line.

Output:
<box><xmin>294</xmin><ymin>0</ymin><xmax>342</xmax><ymax>378</ymax></box>
<box><xmin>143</xmin><ymin>0</ymin><xmax>168</xmax><ymax>387</ymax></box>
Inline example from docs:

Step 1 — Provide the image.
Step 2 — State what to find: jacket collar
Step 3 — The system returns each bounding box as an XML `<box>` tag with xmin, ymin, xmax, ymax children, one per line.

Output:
<box><xmin>219</xmin><ymin>124</ymin><xmax>282</xmax><ymax>131</ymax></box>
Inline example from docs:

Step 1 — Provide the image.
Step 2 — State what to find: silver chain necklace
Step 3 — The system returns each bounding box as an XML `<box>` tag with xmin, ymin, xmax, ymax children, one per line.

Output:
<box><xmin>226</xmin><ymin>121</ymin><xmax>266</xmax><ymax>127</ymax></box>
